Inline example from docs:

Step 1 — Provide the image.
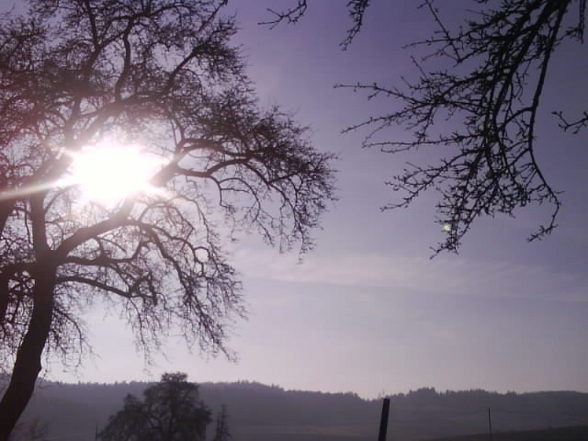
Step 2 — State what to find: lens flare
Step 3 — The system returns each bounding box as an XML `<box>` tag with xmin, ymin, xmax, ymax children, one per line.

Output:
<box><xmin>66</xmin><ymin>140</ymin><xmax>163</xmax><ymax>206</ymax></box>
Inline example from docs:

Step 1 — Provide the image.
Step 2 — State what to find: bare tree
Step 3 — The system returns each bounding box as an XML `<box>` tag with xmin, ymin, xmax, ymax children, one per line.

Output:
<box><xmin>265</xmin><ymin>0</ymin><xmax>587</xmax><ymax>253</ymax></box>
<box><xmin>0</xmin><ymin>0</ymin><xmax>335</xmax><ymax>438</ymax></box>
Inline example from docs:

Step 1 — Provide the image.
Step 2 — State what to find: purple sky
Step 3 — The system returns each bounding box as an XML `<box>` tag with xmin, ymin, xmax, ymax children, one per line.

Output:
<box><xmin>43</xmin><ymin>1</ymin><xmax>588</xmax><ymax>398</ymax></box>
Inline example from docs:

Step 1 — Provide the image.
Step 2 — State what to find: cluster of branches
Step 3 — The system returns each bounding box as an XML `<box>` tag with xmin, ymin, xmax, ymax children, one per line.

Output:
<box><xmin>259</xmin><ymin>0</ymin><xmax>371</xmax><ymax>49</ymax></box>
<box><xmin>265</xmin><ymin>0</ymin><xmax>587</xmax><ymax>253</ymax></box>
<box><xmin>0</xmin><ymin>0</ymin><xmax>334</xmax><ymax>437</ymax></box>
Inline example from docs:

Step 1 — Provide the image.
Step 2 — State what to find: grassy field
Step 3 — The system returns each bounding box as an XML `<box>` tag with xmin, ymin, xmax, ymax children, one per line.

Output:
<box><xmin>426</xmin><ymin>425</ymin><xmax>588</xmax><ymax>441</ymax></box>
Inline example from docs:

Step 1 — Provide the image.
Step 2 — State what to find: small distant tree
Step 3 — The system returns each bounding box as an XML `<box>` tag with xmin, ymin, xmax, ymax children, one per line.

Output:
<box><xmin>212</xmin><ymin>405</ymin><xmax>231</xmax><ymax>441</ymax></box>
<box><xmin>99</xmin><ymin>373</ymin><xmax>211</xmax><ymax>441</ymax></box>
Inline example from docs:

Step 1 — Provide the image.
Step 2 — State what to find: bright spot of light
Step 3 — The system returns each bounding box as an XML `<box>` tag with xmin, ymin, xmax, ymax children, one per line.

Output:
<box><xmin>66</xmin><ymin>140</ymin><xmax>164</xmax><ymax>206</ymax></box>
<box><xmin>442</xmin><ymin>224</ymin><xmax>452</xmax><ymax>232</ymax></box>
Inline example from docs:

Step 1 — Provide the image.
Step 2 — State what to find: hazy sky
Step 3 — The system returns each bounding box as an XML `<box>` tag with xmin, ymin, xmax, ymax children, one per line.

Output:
<box><xmin>44</xmin><ymin>0</ymin><xmax>588</xmax><ymax>398</ymax></box>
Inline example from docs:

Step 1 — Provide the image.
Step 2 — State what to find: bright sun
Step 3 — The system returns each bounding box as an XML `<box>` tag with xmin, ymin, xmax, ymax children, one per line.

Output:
<box><xmin>67</xmin><ymin>140</ymin><xmax>163</xmax><ymax>206</ymax></box>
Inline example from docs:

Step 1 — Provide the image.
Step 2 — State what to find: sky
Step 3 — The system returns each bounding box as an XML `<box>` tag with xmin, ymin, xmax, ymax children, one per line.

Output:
<box><xmin>41</xmin><ymin>0</ymin><xmax>588</xmax><ymax>398</ymax></box>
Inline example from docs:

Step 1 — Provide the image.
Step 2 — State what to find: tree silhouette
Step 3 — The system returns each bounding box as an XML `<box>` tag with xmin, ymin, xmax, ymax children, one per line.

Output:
<box><xmin>266</xmin><ymin>0</ymin><xmax>587</xmax><ymax>253</ymax></box>
<box><xmin>0</xmin><ymin>0</ymin><xmax>335</xmax><ymax>438</ymax></box>
<box><xmin>99</xmin><ymin>373</ymin><xmax>211</xmax><ymax>441</ymax></box>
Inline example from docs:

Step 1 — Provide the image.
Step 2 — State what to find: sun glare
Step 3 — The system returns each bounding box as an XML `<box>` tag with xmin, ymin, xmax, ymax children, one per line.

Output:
<box><xmin>67</xmin><ymin>140</ymin><xmax>163</xmax><ymax>206</ymax></box>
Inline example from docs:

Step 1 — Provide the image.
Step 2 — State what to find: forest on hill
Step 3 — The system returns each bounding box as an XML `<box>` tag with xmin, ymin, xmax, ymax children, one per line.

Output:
<box><xmin>13</xmin><ymin>380</ymin><xmax>588</xmax><ymax>441</ymax></box>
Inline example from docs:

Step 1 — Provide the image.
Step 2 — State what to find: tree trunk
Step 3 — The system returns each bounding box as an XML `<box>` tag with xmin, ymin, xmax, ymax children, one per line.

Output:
<box><xmin>0</xmin><ymin>200</ymin><xmax>14</xmax><ymax>237</ymax></box>
<box><xmin>0</xmin><ymin>268</ymin><xmax>56</xmax><ymax>441</ymax></box>
<box><xmin>0</xmin><ymin>198</ymin><xmax>16</xmax><ymax>324</ymax></box>
<box><xmin>0</xmin><ymin>276</ymin><xmax>8</xmax><ymax>324</ymax></box>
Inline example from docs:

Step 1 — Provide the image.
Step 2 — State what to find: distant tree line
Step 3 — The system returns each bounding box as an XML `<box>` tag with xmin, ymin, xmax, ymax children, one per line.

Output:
<box><xmin>15</xmin><ymin>381</ymin><xmax>588</xmax><ymax>441</ymax></box>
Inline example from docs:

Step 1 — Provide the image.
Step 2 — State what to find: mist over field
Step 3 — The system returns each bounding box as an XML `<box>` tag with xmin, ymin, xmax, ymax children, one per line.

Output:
<box><xmin>15</xmin><ymin>379</ymin><xmax>588</xmax><ymax>441</ymax></box>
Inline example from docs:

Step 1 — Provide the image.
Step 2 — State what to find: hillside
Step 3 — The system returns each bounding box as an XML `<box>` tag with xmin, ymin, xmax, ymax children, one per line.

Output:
<box><xmin>429</xmin><ymin>425</ymin><xmax>588</xmax><ymax>441</ymax></box>
<box><xmin>13</xmin><ymin>381</ymin><xmax>588</xmax><ymax>441</ymax></box>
